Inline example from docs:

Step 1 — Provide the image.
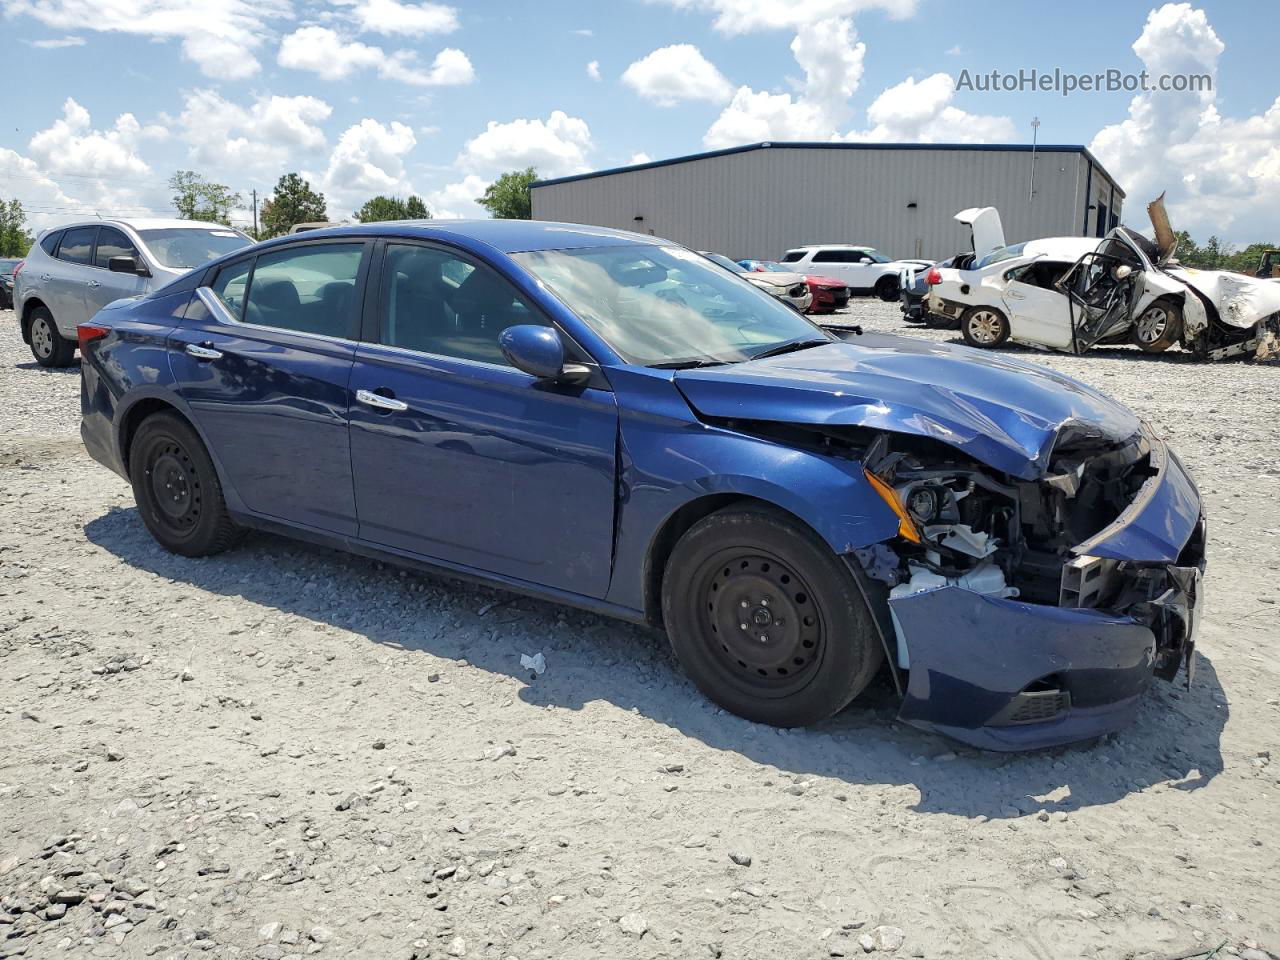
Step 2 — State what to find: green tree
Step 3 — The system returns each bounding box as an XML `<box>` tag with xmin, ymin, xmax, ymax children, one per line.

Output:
<box><xmin>354</xmin><ymin>194</ymin><xmax>432</xmax><ymax>223</ymax></box>
<box><xmin>0</xmin><ymin>198</ymin><xmax>32</xmax><ymax>257</ymax></box>
<box><xmin>168</xmin><ymin>170</ymin><xmax>243</xmax><ymax>225</ymax></box>
<box><xmin>260</xmin><ymin>173</ymin><xmax>328</xmax><ymax>238</ymax></box>
<box><xmin>476</xmin><ymin>168</ymin><xmax>536</xmax><ymax>220</ymax></box>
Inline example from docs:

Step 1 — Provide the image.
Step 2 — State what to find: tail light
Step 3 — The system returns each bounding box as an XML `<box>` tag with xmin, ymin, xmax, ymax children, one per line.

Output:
<box><xmin>77</xmin><ymin>323</ymin><xmax>110</xmax><ymax>353</ymax></box>
<box><xmin>925</xmin><ymin>267</ymin><xmax>943</xmax><ymax>286</ymax></box>
<box><xmin>11</xmin><ymin>261</ymin><xmax>24</xmax><ymax>280</ymax></box>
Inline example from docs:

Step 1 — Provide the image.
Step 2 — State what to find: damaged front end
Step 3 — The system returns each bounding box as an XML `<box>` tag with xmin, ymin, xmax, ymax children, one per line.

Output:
<box><xmin>854</xmin><ymin>424</ymin><xmax>1206</xmax><ymax>751</ymax></box>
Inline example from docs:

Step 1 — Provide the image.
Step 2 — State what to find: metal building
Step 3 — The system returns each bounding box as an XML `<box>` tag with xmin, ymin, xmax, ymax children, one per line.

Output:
<box><xmin>530</xmin><ymin>142</ymin><xmax>1125</xmax><ymax>262</ymax></box>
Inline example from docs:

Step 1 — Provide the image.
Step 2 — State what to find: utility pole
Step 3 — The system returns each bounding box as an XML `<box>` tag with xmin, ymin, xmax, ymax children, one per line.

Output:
<box><xmin>251</xmin><ymin>189</ymin><xmax>259</xmax><ymax>239</ymax></box>
<box><xmin>1029</xmin><ymin>117</ymin><xmax>1041</xmax><ymax>204</ymax></box>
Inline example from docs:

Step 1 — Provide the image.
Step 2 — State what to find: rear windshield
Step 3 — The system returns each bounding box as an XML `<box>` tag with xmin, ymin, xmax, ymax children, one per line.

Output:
<box><xmin>139</xmin><ymin>227</ymin><xmax>251</xmax><ymax>270</ymax></box>
<box><xmin>977</xmin><ymin>242</ymin><xmax>1028</xmax><ymax>269</ymax></box>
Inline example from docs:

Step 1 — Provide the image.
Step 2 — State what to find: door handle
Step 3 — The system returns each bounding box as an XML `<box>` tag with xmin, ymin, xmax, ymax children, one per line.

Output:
<box><xmin>87</xmin><ymin>280</ymin><xmax>101</xmax><ymax>288</ymax></box>
<box><xmin>356</xmin><ymin>389</ymin><xmax>408</xmax><ymax>412</ymax></box>
<box><xmin>184</xmin><ymin>343</ymin><xmax>223</xmax><ymax>361</ymax></box>
<box><xmin>41</xmin><ymin>273</ymin><xmax>52</xmax><ymax>281</ymax></box>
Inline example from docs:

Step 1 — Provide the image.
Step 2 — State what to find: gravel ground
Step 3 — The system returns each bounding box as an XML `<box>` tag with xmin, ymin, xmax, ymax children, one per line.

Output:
<box><xmin>1</xmin><ymin>301</ymin><xmax>1277</xmax><ymax>960</ymax></box>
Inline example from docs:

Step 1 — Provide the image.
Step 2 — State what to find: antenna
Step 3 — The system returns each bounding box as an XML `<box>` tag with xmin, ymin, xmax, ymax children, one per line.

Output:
<box><xmin>1029</xmin><ymin>117</ymin><xmax>1041</xmax><ymax>204</ymax></box>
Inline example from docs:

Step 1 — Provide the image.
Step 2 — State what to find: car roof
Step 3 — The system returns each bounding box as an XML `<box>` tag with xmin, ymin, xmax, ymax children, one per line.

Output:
<box><xmin>276</xmin><ymin>219</ymin><xmax>666</xmax><ymax>255</ymax></box>
<box><xmin>38</xmin><ymin>218</ymin><xmax>246</xmax><ymax>235</ymax></box>
<box><xmin>1020</xmin><ymin>237</ymin><xmax>1098</xmax><ymax>260</ymax></box>
<box><xmin>787</xmin><ymin>244</ymin><xmax>878</xmax><ymax>251</ymax></box>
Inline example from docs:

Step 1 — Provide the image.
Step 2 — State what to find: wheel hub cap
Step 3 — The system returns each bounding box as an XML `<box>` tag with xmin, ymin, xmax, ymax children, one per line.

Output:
<box><xmin>1136</xmin><ymin>307</ymin><xmax>1166</xmax><ymax>342</ymax></box>
<box><xmin>32</xmin><ymin>319</ymin><xmax>52</xmax><ymax>357</ymax></box>
<box><xmin>970</xmin><ymin>312</ymin><xmax>1001</xmax><ymax>343</ymax></box>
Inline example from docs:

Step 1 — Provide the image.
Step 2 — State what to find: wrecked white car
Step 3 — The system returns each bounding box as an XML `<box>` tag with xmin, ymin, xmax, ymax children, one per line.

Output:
<box><xmin>926</xmin><ymin>198</ymin><xmax>1280</xmax><ymax>361</ymax></box>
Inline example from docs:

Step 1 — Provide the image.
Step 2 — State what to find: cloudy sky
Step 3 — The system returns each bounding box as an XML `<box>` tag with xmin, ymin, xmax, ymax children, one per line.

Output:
<box><xmin>3</xmin><ymin>0</ymin><xmax>1276</xmax><ymax>243</ymax></box>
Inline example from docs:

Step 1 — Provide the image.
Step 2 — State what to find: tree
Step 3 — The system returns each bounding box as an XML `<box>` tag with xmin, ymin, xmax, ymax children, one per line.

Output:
<box><xmin>0</xmin><ymin>198</ymin><xmax>32</xmax><ymax>256</ymax></box>
<box><xmin>260</xmin><ymin>173</ymin><xmax>328</xmax><ymax>238</ymax></box>
<box><xmin>354</xmin><ymin>194</ymin><xmax>432</xmax><ymax>223</ymax></box>
<box><xmin>476</xmin><ymin>168</ymin><xmax>536</xmax><ymax>220</ymax></box>
<box><xmin>168</xmin><ymin>170</ymin><xmax>243</xmax><ymax>226</ymax></box>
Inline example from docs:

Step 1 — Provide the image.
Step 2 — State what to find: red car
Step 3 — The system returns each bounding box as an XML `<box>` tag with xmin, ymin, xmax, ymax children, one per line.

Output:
<box><xmin>739</xmin><ymin>260</ymin><xmax>849</xmax><ymax>314</ymax></box>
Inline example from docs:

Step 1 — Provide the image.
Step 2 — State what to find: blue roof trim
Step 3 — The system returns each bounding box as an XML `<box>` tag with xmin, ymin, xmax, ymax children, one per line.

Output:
<box><xmin>532</xmin><ymin>141</ymin><xmax>1125</xmax><ymax>199</ymax></box>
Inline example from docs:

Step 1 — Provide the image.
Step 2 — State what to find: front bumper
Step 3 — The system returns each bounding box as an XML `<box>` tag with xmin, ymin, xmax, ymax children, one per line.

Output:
<box><xmin>809</xmin><ymin>286</ymin><xmax>849</xmax><ymax>313</ymax></box>
<box><xmin>884</xmin><ymin>435</ymin><xmax>1206</xmax><ymax>751</ymax></box>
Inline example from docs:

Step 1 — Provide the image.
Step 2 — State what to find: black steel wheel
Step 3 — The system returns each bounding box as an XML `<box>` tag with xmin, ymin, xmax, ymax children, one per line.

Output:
<box><xmin>662</xmin><ymin>505</ymin><xmax>882</xmax><ymax>726</ymax></box>
<box><xmin>129</xmin><ymin>412</ymin><xmax>243</xmax><ymax>557</ymax></box>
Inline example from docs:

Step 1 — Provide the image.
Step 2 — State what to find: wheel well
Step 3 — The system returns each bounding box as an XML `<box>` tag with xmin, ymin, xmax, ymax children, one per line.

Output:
<box><xmin>119</xmin><ymin>398</ymin><xmax>185</xmax><ymax>473</ymax></box>
<box><xmin>19</xmin><ymin>297</ymin><xmax>47</xmax><ymax>343</ymax></box>
<box><xmin>643</xmin><ymin>494</ymin><xmax>809</xmax><ymax>628</ymax></box>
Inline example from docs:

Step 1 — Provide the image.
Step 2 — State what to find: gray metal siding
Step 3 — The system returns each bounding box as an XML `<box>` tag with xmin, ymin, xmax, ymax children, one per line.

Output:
<box><xmin>531</xmin><ymin>147</ymin><xmax>1125</xmax><ymax>261</ymax></box>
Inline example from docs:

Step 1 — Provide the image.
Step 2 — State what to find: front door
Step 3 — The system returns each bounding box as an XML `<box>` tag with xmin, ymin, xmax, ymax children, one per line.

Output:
<box><xmin>349</xmin><ymin>241</ymin><xmax>619</xmax><ymax>598</ymax></box>
<box><xmin>88</xmin><ymin>226</ymin><xmax>149</xmax><ymax>314</ymax></box>
<box><xmin>169</xmin><ymin>240</ymin><xmax>369</xmax><ymax>536</ymax></box>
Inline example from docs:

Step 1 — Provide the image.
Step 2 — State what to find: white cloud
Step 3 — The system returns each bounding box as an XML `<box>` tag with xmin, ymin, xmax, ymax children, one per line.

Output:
<box><xmin>28</xmin><ymin>98</ymin><xmax>162</xmax><ymax>180</ymax></box>
<box><xmin>176</xmin><ymin>90</ymin><xmax>333</xmax><ymax>175</ymax></box>
<box><xmin>572</xmin><ymin>28</ymin><xmax>593</xmax><ymax>36</ymax></box>
<box><xmin>587</xmin><ymin>59</ymin><xmax>601</xmax><ymax>81</ymax></box>
<box><xmin>853</xmin><ymin>73</ymin><xmax>1016</xmax><ymax>142</ymax></box>
<box><xmin>459</xmin><ymin>110</ymin><xmax>592</xmax><ymax>177</ymax></box>
<box><xmin>341</xmin><ymin>0</ymin><xmax>459</xmax><ymax>36</ymax></box>
<box><xmin>278</xmin><ymin>26</ymin><xmax>474</xmax><ymax>86</ymax></box>
<box><xmin>629</xmin><ymin>152</ymin><xmax>653</xmax><ymax>164</ymax></box>
<box><xmin>1087</xmin><ymin>2</ymin><xmax>1280</xmax><ymax>240</ymax></box>
<box><xmin>425</xmin><ymin>174</ymin><xmax>490</xmax><ymax>219</ymax></box>
<box><xmin>702</xmin><ymin>17</ymin><xmax>863</xmax><ymax>146</ymax></box>
<box><xmin>320</xmin><ymin>119</ymin><xmax>418</xmax><ymax>213</ymax></box>
<box><xmin>648</xmin><ymin>0</ymin><xmax>916</xmax><ymax>34</ymax></box>
<box><xmin>25</xmin><ymin>35</ymin><xmax>85</xmax><ymax>48</ymax></box>
<box><xmin>622</xmin><ymin>44</ymin><xmax>733</xmax><ymax>106</ymax></box>
<box><xmin>4</xmin><ymin>0</ymin><xmax>290</xmax><ymax>79</ymax></box>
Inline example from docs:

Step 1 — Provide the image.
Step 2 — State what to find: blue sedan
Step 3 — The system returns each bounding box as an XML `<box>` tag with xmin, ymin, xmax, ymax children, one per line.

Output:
<box><xmin>78</xmin><ymin>220</ymin><xmax>1205</xmax><ymax>750</ymax></box>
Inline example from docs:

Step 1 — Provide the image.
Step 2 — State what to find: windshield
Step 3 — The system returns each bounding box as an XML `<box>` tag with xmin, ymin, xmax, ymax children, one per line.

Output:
<box><xmin>703</xmin><ymin>252</ymin><xmax>746</xmax><ymax>273</ymax></box>
<box><xmin>514</xmin><ymin>244</ymin><xmax>827</xmax><ymax>366</ymax></box>
<box><xmin>759</xmin><ymin>262</ymin><xmax>792</xmax><ymax>273</ymax></box>
<box><xmin>976</xmin><ymin>242</ymin><xmax>1028</xmax><ymax>269</ymax></box>
<box><xmin>139</xmin><ymin>227</ymin><xmax>251</xmax><ymax>270</ymax></box>
<box><xmin>863</xmin><ymin>250</ymin><xmax>891</xmax><ymax>264</ymax></box>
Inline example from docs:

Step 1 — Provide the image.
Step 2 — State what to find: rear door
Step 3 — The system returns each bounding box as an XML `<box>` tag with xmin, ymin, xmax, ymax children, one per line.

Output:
<box><xmin>809</xmin><ymin>249</ymin><xmax>857</xmax><ymax>286</ymax></box>
<box><xmin>170</xmin><ymin>240</ymin><xmax>369</xmax><ymax>535</ymax></box>
<box><xmin>44</xmin><ymin>225</ymin><xmax>97</xmax><ymax>333</ymax></box>
<box><xmin>88</xmin><ymin>226</ymin><xmax>149</xmax><ymax>315</ymax></box>
<box><xmin>348</xmin><ymin>240</ymin><xmax>619</xmax><ymax>597</ymax></box>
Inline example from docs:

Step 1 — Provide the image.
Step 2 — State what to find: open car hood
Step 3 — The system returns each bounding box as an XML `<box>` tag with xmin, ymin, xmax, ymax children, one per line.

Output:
<box><xmin>673</xmin><ymin>334</ymin><xmax>1140</xmax><ymax>480</ymax></box>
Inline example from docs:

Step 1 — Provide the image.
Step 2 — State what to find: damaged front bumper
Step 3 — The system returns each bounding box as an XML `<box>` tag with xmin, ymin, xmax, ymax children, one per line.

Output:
<box><xmin>874</xmin><ymin>434</ymin><xmax>1206</xmax><ymax>751</ymax></box>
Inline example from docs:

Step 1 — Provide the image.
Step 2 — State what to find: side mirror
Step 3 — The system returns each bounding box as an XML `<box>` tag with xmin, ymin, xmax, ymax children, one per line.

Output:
<box><xmin>108</xmin><ymin>256</ymin><xmax>149</xmax><ymax>277</ymax></box>
<box><xmin>499</xmin><ymin>325</ymin><xmax>590</xmax><ymax>384</ymax></box>
<box><xmin>1112</xmin><ymin>264</ymin><xmax>1133</xmax><ymax>281</ymax></box>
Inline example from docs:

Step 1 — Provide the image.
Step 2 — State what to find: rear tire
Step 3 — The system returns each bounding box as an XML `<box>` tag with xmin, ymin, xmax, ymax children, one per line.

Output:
<box><xmin>129</xmin><ymin>412</ymin><xmax>243</xmax><ymax>557</ymax></box>
<box><xmin>960</xmin><ymin>305</ymin><xmax>1010</xmax><ymax>348</ymax></box>
<box><xmin>1132</xmin><ymin>299</ymin><xmax>1183</xmax><ymax>353</ymax></box>
<box><xmin>28</xmin><ymin>307</ymin><xmax>76</xmax><ymax>367</ymax></box>
<box><xmin>661</xmin><ymin>506</ymin><xmax>883</xmax><ymax>727</ymax></box>
<box><xmin>875</xmin><ymin>276</ymin><xmax>900</xmax><ymax>302</ymax></box>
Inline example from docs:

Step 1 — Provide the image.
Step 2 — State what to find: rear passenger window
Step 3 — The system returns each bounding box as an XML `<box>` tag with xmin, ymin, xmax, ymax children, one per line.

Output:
<box><xmin>58</xmin><ymin>227</ymin><xmax>97</xmax><ymax>265</ymax></box>
<box><xmin>95</xmin><ymin>227</ymin><xmax>140</xmax><ymax>268</ymax></box>
<box><xmin>812</xmin><ymin>250</ymin><xmax>847</xmax><ymax>263</ymax></box>
<box><xmin>244</xmin><ymin>244</ymin><xmax>364</xmax><ymax>338</ymax></box>
<box><xmin>780</xmin><ymin>251</ymin><xmax>805</xmax><ymax>263</ymax></box>
<box><xmin>211</xmin><ymin>259</ymin><xmax>253</xmax><ymax>320</ymax></box>
<box><xmin>379</xmin><ymin>243</ymin><xmax>535</xmax><ymax>365</ymax></box>
<box><xmin>40</xmin><ymin>231</ymin><xmax>63</xmax><ymax>256</ymax></box>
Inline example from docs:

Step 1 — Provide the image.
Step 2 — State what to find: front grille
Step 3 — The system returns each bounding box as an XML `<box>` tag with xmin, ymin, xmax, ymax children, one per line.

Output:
<box><xmin>993</xmin><ymin>688</ymin><xmax>1072</xmax><ymax>726</ymax></box>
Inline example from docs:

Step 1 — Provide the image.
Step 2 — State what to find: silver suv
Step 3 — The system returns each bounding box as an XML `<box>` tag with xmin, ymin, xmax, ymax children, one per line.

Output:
<box><xmin>14</xmin><ymin>218</ymin><xmax>251</xmax><ymax>367</ymax></box>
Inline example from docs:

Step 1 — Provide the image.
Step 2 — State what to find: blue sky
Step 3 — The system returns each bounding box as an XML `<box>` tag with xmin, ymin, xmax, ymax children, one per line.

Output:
<box><xmin>4</xmin><ymin>1</ymin><xmax>1276</xmax><ymax>242</ymax></box>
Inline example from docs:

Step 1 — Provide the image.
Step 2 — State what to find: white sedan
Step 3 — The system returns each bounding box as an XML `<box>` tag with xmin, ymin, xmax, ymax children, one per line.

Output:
<box><xmin>925</xmin><ymin>198</ymin><xmax>1280</xmax><ymax>361</ymax></box>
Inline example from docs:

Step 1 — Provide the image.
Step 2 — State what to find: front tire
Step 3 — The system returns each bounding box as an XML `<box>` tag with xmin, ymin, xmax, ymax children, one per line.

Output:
<box><xmin>960</xmin><ymin>305</ymin><xmax>1010</xmax><ymax>348</ymax></box>
<box><xmin>875</xmin><ymin>276</ymin><xmax>900</xmax><ymax>302</ymax></box>
<box><xmin>661</xmin><ymin>506</ymin><xmax>883</xmax><ymax>727</ymax></box>
<box><xmin>1132</xmin><ymin>299</ymin><xmax>1183</xmax><ymax>353</ymax></box>
<box><xmin>129</xmin><ymin>412</ymin><xmax>243</xmax><ymax>557</ymax></box>
<box><xmin>28</xmin><ymin>307</ymin><xmax>76</xmax><ymax>367</ymax></box>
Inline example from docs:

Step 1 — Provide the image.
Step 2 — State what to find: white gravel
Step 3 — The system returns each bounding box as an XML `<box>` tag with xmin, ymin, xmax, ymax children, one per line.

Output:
<box><xmin>1</xmin><ymin>302</ymin><xmax>1278</xmax><ymax>960</ymax></box>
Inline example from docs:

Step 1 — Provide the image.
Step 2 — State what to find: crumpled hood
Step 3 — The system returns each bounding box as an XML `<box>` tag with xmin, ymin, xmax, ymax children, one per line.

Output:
<box><xmin>674</xmin><ymin>333</ymin><xmax>1141</xmax><ymax>480</ymax></box>
<box><xmin>744</xmin><ymin>271</ymin><xmax>808</xmax><ymax>287</ymax></box>
<box><xmin>1166</xmin><ymin>266</ymin><xmax>1280</xmax><ymax>329</ymax></box>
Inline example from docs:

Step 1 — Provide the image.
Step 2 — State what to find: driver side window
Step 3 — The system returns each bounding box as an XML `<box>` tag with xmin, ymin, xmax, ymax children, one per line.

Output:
<box><xmin>379</xmin><ymin>244</ymin><xmax>536</xmax><ymax>366</ymax></box>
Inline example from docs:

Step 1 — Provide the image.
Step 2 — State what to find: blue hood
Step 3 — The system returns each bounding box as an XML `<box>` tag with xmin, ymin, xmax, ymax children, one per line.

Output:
<box><xmin>673</xmin><ymin>333</ymin><xmax>1141</xmax><ymax>480</ymax></box>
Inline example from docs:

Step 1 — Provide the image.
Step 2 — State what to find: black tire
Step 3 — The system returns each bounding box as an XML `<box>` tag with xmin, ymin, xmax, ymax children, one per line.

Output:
<box><xmin>129</xmin><ymin>412</ymin><xmax>243</xmax><ymax>557</ymax></box>
<box><xmin>661</xmin><ymin>506</ymin><xmax>883</xmax><ymax>727</ymax></box>
<box><xmin>874</xmin><ymin>276</ymin><xmax>900</xmax><ymax>302</ymax></box>
<box><xmin>960</xmin><ymin>305</ymin><xmax>1010</xmax><ymax>349</ymax></box>
<box><xmin>28</xmin><ymin>306</ymin><xmax>76</xmax><ymax>367</ymax></box>
<box><xmin>1132</xmin><ymin>299</ymin><xmax>1183</xmax><ymax>353</ymax></box>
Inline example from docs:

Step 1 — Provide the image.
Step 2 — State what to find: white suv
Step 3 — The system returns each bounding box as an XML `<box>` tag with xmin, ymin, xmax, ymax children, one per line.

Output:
<box><xmin>779</xmin><ymin>245</ymin><xmax>933</xmax><ymax>301</ymax></box>
<box><xmin>14</xmin><ymin>218</ymin><xmax>250</xmax><ymax>366</ymax></box>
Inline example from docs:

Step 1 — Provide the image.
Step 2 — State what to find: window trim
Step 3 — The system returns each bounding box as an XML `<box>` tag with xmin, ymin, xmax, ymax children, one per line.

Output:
<box><xmin>366</xmin><ymin>237</ymin><xmax>604</xmax><ymax>376</ymax></box>
<box><xmin>201</xmin><ymin>238</ymin><xmax>372</xmax><ymax>343</ymax></box>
